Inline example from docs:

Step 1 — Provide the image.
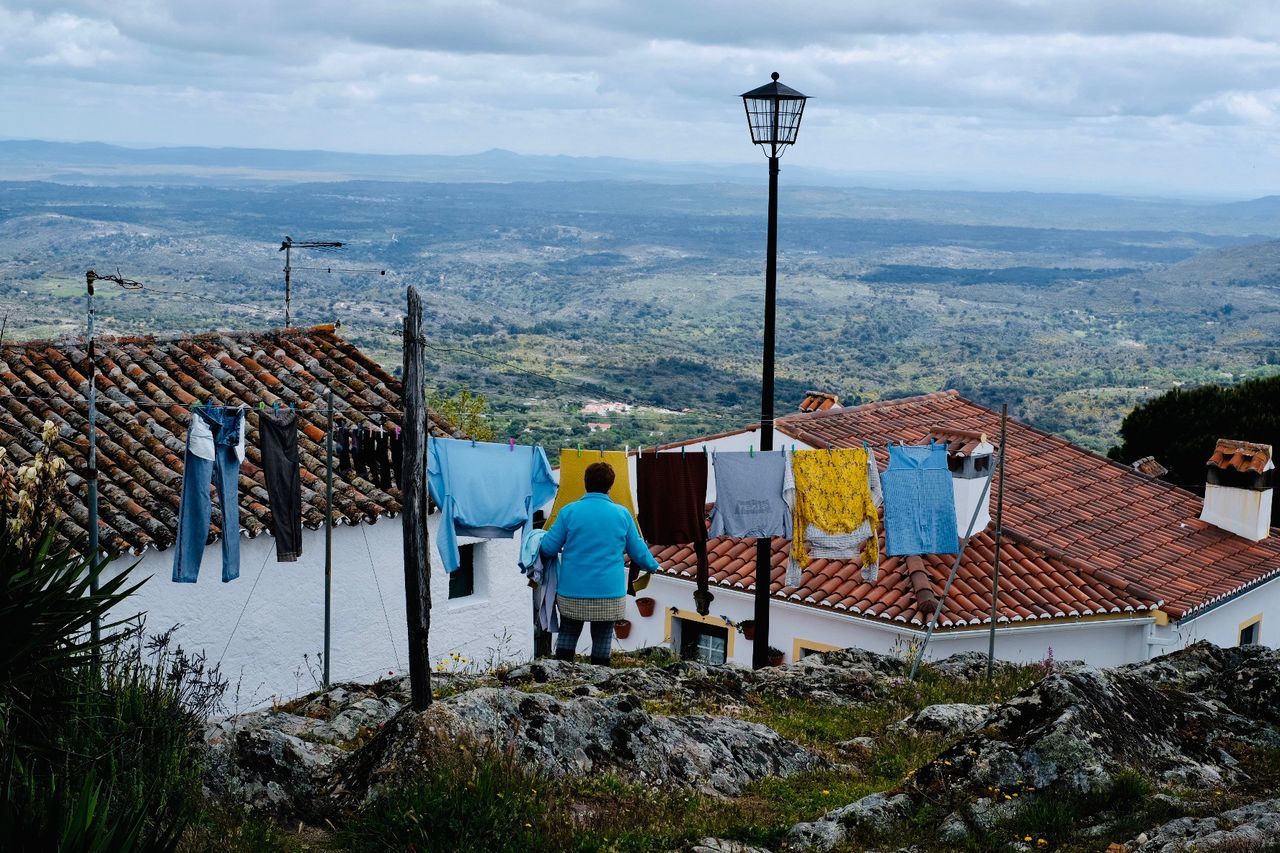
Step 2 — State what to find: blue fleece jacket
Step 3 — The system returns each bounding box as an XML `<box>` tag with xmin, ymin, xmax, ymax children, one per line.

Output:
<box><xmin>538</xmin><ymin>492</ymin><xmax>660</xmax><ymax>599</ymax></box>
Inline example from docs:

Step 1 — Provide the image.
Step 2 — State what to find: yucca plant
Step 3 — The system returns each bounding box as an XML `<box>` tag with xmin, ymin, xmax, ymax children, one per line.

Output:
<box><xmin>0</xmin><ymin>424</ymin><xmax>216</xmax><ymax>850</ymax></box>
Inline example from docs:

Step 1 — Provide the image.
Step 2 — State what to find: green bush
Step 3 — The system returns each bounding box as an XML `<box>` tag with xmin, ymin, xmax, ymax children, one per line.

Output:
<box><xmin>0</xmin><ymin>511</ymin><xmax>224</xmax><ymax>851</ymax></box>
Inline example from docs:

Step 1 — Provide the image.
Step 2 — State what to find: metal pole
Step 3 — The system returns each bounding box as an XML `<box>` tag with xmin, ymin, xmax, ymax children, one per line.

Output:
<box><xmin>752</xmin><ymin>152</ymin><xmax>781</xmax><ymax>670</ymax></box>
<box><xmin>402</xmin><ymin>286</ymin><xmax>432</xmax><ymax>710</ymax></box>
<box><xmin>909</xmin><ymin>470</ymin><xmax>994</xmax><ymax>680</ymax></box>
<box><xmin>85</xmin><ymin>270</ymin><xmax>101</xmax><ymax>645</ymax></box>
<box><xmin>323</xmin><ymin>386</ymin><xmax>334</xmax><ymax>688</ymax></box>
<box><xmin>986</xmin><ymin>404</ymin><xmax>1009</xmax><ymax>680</ymax></box>
<box><xmin>283</xmin><ymin>242</ymin><xmax>292</xmax><ymax>329</ymax></box>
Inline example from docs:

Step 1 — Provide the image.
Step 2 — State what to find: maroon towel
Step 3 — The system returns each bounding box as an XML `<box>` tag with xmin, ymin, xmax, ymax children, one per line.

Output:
<box><xmin>637</xmin><ymin>452</ymin><xmax>712</xmax><ymax>615</ymax></box>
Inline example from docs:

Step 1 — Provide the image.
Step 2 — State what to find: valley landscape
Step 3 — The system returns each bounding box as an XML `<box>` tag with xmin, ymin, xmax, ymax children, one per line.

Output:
<box><xmin>4</xmin><ymin>140</ymin><xmax>1280</xmax><ymax>457</ymax></box>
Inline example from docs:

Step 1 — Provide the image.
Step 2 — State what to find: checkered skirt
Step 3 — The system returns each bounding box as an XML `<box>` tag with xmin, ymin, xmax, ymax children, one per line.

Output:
<box><xmin>556</xmin><ymin>594</ymin><xmax>626</xmax><ymax>622</ymax></box>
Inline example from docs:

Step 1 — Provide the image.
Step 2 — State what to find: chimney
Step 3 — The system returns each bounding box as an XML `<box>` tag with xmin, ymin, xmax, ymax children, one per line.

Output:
<box><xmin>927</xmin><ymin>427</ymin><xmax>995</xmax><ymax>534</ymax></box>
<box><xmin>1200</xmin><ymin>439</ymin><xmax>1273</xmax><ymax>541</ymax></box>
<box><xmin>798</xmin><ymin>391</ymin><xmax>839</xmax><ymax>413</ymax></box>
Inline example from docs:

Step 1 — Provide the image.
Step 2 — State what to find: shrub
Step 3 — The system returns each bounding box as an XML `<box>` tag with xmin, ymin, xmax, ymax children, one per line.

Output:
<box><xmin>340</xmin><ymin>740</ymin><xmax>566</xmax><ymax>853</ymax></box>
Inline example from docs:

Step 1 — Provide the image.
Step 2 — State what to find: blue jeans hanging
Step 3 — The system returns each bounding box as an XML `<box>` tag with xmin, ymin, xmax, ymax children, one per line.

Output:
<box><xmin>882</xmin><ymin>443</ymin><xmax>959</xmax><ymax>557</ymax></box>
<box><xmin>172</xmin><ymin>407</ymin><xmax>244</xmax><ymax>583</ymax></box>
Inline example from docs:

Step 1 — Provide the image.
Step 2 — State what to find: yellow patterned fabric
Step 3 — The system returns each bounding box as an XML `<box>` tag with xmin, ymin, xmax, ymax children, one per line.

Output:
<box><xmin>545</xmin><ymin>450</ymin><xmax>639</xmax><ymax>532</ymax></box>
<box><xmin>789</xmin><ymin>447</ymin><xmax>879</xmax><ymax>572</ymax></box>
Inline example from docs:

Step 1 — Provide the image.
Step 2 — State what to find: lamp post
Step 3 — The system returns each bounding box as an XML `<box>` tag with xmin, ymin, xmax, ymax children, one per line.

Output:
<box><xmin>742</xmin><ymin>72</ymin><xmax>809</xmax><ymax>669</ymax></box>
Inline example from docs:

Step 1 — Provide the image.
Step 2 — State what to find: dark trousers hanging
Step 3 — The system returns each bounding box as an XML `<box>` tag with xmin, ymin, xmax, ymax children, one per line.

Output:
<box><xmin>637</xmin><ymin>452</ymin><xmax>712</xmax><ymax>615</ymax></box>
<box><xmin>337</xmin><ymin>424</ymin><xmax>353</xmax><ymax>472</ymax></box>
<box><xmin>389</xmin><ymin>430</ymin><xmax>403</xmax><ymax>488</ymax></box>
<box><xmin>260</xmin><ymin>410</ymin><xmax>303</xmax><ymax>562</ymax></box>
<box><xmin>372</xmin><ymin>430</ymin><xmax>392</xmax><ymax>489</ymax></box>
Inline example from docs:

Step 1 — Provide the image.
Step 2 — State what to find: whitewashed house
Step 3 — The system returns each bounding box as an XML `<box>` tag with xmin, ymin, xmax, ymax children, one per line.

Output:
<box><xmin>608</xmin><ymin>391</ymin><xmax>1280</xmax><ymax>667</ymax></box>
<box><xmin>0</xmin><ymin>326</ymin><xmax>532</xmax><ymax>708</ymax></box>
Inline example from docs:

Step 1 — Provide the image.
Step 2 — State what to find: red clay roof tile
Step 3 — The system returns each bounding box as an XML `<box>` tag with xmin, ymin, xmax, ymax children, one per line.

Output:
<box><xmin>656</xmin><ymin>390</ymin><xmax>1277</xmax><ymax>625</ymax></box>
<box><xmin>0</xmin><ymin>326</ymin><xmax>459</xmax><ymax>555</ymax></box>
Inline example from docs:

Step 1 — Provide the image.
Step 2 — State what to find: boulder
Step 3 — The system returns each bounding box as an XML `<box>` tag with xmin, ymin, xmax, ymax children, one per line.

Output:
<box><xmin>336</xmin><ymin>687</ymin><xmax>827</xmax><ymax>808</ymax></box>
<box><xmin>1133</xmin><ymin>798</ymin><xmax>1280</xmax><ymax>852</ymax></box>
<box><xmin>911</xmin><ymin>664</ymin><xmax>1277</xmax><ymax>800</ymax></box>
<box><xmin>786</xmin><ymin>791</ymin><xmax>915</xmax><ymax>851</ymax></box>
<box><xmin>886</xmin><ymin>703</ymin><xmax>995</xmax><ymax>740</ymax></box>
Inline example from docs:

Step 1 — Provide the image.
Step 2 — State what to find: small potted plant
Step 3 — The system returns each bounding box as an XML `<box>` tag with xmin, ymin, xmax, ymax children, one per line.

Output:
<box><xmin>614</xmin><ymin>619</ymin><xmax>632</xmax><ymax>640</ymax></box>
<box><xmin>635</xmin><ymin>596</ymin><xmax>656</xmax><ymax>617</ymax></box>
<box><xmin>767</xmin><ymin>646</ymin><xmax>785</xmax><ymax>667</ymax></box>
<box><xmin>738</xmin><ymin>619</ymin><xmax>756</xmax><ymax>641</ymax></box>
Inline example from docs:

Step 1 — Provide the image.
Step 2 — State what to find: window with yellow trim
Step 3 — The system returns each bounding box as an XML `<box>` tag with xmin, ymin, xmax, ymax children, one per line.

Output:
<box><xmin>1239</xmin><ymin>615</ymin><xmax>1262</xmax><ymax>646</ymax></box>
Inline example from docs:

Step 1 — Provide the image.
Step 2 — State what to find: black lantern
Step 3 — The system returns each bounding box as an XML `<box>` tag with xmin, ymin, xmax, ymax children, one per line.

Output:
<box><xmin>741</xmin><ymin>72</ymin><xmax>809</xmax><ymax>155</ymax></box>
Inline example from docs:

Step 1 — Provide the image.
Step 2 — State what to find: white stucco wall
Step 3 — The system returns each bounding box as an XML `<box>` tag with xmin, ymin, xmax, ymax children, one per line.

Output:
<box><xmin>1166</xmin><ymin>576</ymin><xmax>1280</xmax><ymax>651</ymax></box>
<box><xmin>619</xmin><ymin>574</ymin><xmax>1154</xmax><ymax>668</ymax></box>
<box><xmin>102</xmin><ymin>515</ymin><xmax>533</xmax><ymax>710</ymax></box>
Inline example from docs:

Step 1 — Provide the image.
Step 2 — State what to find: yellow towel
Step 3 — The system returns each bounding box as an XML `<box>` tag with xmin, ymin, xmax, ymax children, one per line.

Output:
<box><xmin>789</xmin><ymin>447</ymin><xmax>879</xmax><ymax>572</ymax></box>
<box><xmin>546</xmin><ymin>449</ymin><xmax>639</xmax><ymax>532</ymax></box>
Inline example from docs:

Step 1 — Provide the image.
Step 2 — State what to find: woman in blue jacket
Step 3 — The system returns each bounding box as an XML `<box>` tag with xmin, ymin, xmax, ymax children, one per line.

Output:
<box><xmin>538</xmin><ymin>461</ymin><xmax>659</xmax><ymax>666</ymax></box>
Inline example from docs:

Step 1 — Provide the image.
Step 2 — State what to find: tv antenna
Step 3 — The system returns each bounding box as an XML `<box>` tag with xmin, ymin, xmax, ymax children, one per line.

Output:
<box><xmin>279</xmin><ymin>236</ymin><xmax>343</xmax><ymax>328</ymax></box>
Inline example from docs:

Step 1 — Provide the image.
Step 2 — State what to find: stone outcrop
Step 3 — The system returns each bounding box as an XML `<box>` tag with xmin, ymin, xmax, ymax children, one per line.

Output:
<box><xmin>785</xmin><ymin>643</ymin><xmax>1280</xmax><ymax>850</ymax></box>
<box><xmin>201</xmin><ymin>640</ymin><xmax>1280</xmax><ymax>851</ymax></box>
<box><xmin>335</xmin><ymin>687</ymin><xmax>826</xmax><ymax>806</ymax></box>
<box><xmin>1132</xmin><ymin>799</ymin><xmax>1280</xmax><ymax>852</ymax></box>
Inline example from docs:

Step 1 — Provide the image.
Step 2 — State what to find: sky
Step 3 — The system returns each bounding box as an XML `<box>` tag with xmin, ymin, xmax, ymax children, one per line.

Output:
<box><xmin>4</xmin><ymin>1</ymin><xmax>1280</xmax><ymax>197</ymax></box>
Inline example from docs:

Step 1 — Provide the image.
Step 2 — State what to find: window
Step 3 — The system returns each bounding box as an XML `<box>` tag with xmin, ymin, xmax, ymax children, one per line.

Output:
<box><xmin>448</xmin><ymin>545</ymin><xmax>475</xmax><ymax>600</ymax></box>
<box><xmin>1239</xmin><ymin>616</ymin><xmax>1262</xmax><ymax>646</ymax></box>
<box><xmin>678</xmin><ymin>619</ymin><xmax>728</xmax><ymax>665</ymax></box>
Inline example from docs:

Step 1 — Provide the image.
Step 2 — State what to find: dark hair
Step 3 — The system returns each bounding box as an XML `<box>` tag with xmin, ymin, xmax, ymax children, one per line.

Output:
<box><xmin>584</xmin><ymin>461</ymin><xmax>616</xmax><ymax>494</ymax></box>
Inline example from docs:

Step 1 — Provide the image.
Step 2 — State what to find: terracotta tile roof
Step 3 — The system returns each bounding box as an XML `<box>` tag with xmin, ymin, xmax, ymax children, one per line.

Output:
<box><xmin>1207</xmin><ymin>439</ymin><xmax>1272</xmax><ymax>475</ymax></box>
<box><xmin>768</xmin><ymin>391</ymin><xmax>1280</xmax><ymax>621</ymax></box>
<box><xmin>798</xmin><ymin>391</ymin><xmax>839</xmax><ymax>413</ymax></box>
<box><xmin>1131</xmin><ymin>456</ymin><xmax>1169</xmax><ymax>478</ymax></box>
<box><xmin>0</xmin><ymin>326</ymin><xmax>457</xmax><ymax>556</ymax></box>
<box><xmin>654</xmin><ymin>518</ymin><xmax>1162</xmax><ymax>627</ymax></box>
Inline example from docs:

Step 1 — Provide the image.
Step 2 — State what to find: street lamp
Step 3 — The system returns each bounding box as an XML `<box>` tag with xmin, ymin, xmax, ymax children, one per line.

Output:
<box><xmin>741</xmin><ymin>72</ymin><xmax>808</xmax><ymax>669</ymax></box>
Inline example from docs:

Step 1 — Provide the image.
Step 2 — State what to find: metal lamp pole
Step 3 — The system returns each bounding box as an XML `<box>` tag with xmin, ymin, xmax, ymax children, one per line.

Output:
<box><xmin>741</xmin><ymin>73</ymin><xmax>809</xmax><ymax>669</ymax></box>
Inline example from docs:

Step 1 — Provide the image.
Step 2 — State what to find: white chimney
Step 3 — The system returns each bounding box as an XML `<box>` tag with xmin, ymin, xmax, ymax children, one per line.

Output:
<box><xmin>928</xmin><ymin>428</ymin><xmax>995</xmax><ymax>535</ymax></box>
<box><xmin>1200</xmin><ymin>439</ymin><xmax>1273</xmax><ymax>541</ymax></box>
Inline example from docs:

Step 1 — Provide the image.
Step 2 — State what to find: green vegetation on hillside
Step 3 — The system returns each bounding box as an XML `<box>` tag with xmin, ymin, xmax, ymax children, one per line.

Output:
<box><xmin>1109</xmin><ymin>373</ymin><xmax>1280</xmax><ymax>524</ymax></box>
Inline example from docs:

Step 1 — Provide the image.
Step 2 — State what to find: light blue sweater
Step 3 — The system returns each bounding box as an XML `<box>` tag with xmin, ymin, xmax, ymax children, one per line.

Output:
<box><xmin>538</xmin><ymin>493</ymin><xmax>660</xmax><ymax>599</ymax></box>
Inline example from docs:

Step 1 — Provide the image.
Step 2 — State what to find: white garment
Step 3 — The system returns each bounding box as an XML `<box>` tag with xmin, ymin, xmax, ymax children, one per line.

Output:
<box><xmin>187</xmin><ymin>405</ymin><xmax>247</xmax><ymax>462</ymax></box>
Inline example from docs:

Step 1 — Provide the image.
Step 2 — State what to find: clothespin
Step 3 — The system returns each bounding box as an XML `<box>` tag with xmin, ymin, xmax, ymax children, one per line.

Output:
<box><xmin>509</xmin><ymin>438</ymin><xmax>515</xmax><ymax>452</ymax></box>
<box><xmin>863</xmin><ymin>441</ymin><xmax>870</xmax><ymax>450</ymax></box>
<box><xmin>471</xmin><ymin>438</ymin><xmax>477</xmax><ymax>447</ymax></box>
<box><xmin>273</xmin><ymin>401</ymin><xmax>279</xmax><ymax>417</ymax></box>
<box><xmin>749</xmin><ymin>444</ymin><xmax>754</xmax><ymax>458</ymax></box>
<box><xmin>258</xmin><ymin>401</ymin><xmax>265</xmax><ymax>411</ymax></box>
<box><xmin>289</xmin><ymin>402</ymin><xmax>295</xmax><ymax>413</ymax></box>
<box><xmin>681</xmin><ymin>445</ymin><xmax>685</xmax><ymax>457</ymax></box>
<box><xmin>394</xmin><ymin>426</ymin><xmax>401</xmax><ymax>439</ymax></box>
<box><xmin>577</xmin><ymin>444</ymin><xmax>582</xmax><ymax>457</ymax></box>
<box><xmin>599</xmin><ymin>447</ymin><xmax>604</xmax><ymax>458</ymax></box>
<box><xmin>191</xmin><ymin>400</ymin><xmax>200</xmax><ymax>410</ymax></box>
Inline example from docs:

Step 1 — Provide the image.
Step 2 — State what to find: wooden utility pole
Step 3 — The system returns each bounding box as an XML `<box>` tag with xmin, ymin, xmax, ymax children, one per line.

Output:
<box><xmin>401</xmin><ymin>286</ymin><xmax>432</xmax><ymax>709</ymax></box>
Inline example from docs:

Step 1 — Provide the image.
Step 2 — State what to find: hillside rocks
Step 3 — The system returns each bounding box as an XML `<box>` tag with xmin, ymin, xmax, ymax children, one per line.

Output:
<box><xmin>1131</xmin><ymin>799</ymin><xmax>1280</xmax><ymax>852</ymax></box>
<box><xmin>786</xmin><ymin>643</ymin><xmax>1280</xmax><ymax>850</ymax></box>
<box><xmin>334</xmin><ymin>687</ymin><xmax>826</xmax><ymax>806</ymax></box>
<box><xmin>886</xmin><ymin>702</ymin><xmax>994</xmax><ymax>740</ymax></box>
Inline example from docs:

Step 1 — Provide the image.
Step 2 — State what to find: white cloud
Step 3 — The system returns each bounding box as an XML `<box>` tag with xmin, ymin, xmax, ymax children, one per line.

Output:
<box><xmin>4</xmin><ymin>1</ymin><xmax>1280</xmax><ymax>195</ymax></box>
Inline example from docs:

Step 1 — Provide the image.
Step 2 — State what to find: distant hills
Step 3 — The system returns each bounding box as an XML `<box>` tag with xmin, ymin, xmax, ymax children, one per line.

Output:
<box><xmin>5</xmin><ymin>139</ymin><xmax>1280</xmax><ymax>237</ymax></box>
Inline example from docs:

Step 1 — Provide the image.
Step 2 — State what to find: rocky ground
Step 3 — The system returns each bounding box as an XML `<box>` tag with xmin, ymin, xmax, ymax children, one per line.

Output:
<box><xmin>203</xmin><ymin>643</ymin><xmax>1280</xmax><ymax>851</ymax></box>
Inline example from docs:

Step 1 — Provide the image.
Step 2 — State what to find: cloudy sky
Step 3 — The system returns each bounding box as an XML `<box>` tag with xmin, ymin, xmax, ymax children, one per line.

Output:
<box><xmin>4</xmin><ymin>1</ymin><xmax>1280</xmax><ymax>197</ymax></box>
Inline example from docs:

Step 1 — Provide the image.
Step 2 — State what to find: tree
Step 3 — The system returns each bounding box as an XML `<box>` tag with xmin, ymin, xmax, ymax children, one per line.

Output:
<box><xmin>428</xmin><ymin>387</ymin><xmax>496</xmax><ymax>442</ymax></box>
<box><xmin>1109</xmin><ymin>375</ymin><xmax>1280</xmax><ymax>525</ymax></box>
